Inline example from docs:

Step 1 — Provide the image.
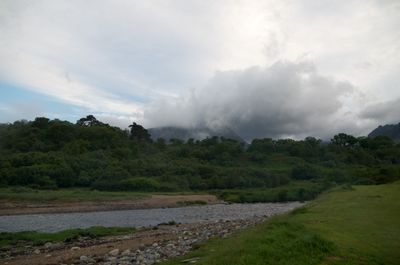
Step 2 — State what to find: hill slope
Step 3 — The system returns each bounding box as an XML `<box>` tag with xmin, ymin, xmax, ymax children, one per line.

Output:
<box><xmin>368</xmin><ymin>122</ymin><xmax>400</xmax><ymax>140</ymax></box>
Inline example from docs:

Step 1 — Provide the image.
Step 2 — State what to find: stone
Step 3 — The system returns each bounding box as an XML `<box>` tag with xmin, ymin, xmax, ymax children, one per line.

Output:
<box><xmin>71</xmin><ymin>246</ymin><xmax>80</xmax><ymax>251</ymax></box>
<box><xmin>109</xmin><ymin>248</ymin><xmax>120</xmax><ymax>256</ymax></box>
<box><xmin>44</xmin><ymin>242</ymin><xmax>53</xmax><ymax>249</ymax></box>
<box><xmin>33</xmin><ymin>249</ymin><xmax>41</xmax><ymax>254</ymax></box>
<box><xmin>121</xmin><ymin>249</ymin><xmax>131</xmax><ymax>256</ymax></box>
<box><xmin>80</xmin><ymin>255</ymin><xmax>88</xmax><ymax>262</ymax></box>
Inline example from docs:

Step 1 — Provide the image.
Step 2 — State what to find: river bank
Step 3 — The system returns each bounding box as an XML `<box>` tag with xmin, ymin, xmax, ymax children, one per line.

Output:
<box><xmin>0</xmin><ymin>194</ymin><xmax>219</xmax><ymax>216</ymax></box>
<box><xmin>0</xmin><ymin>202</ymin><xmax>304</xmax><ymax>265</ymax></box>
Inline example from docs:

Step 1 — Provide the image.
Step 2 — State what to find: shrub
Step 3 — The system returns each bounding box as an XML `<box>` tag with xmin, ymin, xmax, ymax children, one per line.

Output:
<box><xmin>292</xmin><ymin>164</ymin><xmax>319</xmax><ymax>180</ymax></box>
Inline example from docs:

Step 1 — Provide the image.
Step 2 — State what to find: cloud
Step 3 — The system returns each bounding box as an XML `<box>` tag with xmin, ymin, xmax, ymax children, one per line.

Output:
<box><xmin>144</xmin><ymin>61</ymin><xmax>364</xmax><ymax>140</ymax></box>
<box><xmin>361</xmin><ymin>98</ymin><xmax>400</xmax><ymax>125</ymax></box>
<box><xmin>0</xmin><ymin>0</ymin><xmax>399</xmax><ymax>136</ymax></box>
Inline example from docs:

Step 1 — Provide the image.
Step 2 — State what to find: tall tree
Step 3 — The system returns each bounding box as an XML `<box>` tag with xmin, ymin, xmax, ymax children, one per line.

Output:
<box><xmin>76</xmin><ymin>115</ymin><xmax>103</xmax><ymax>127</ymax></box>
<box><xmin>129</xmin><ymin>122</ymin><xmax>151</xmax><ymax>142</ymax></box>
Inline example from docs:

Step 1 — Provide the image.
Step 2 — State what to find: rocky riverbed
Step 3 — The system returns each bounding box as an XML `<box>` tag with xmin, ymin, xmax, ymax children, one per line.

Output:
<box><xmin>0</xmin><ymin>202</ymin><xmax>303</xmax><ymax>232</ymax></box>
<box><xmin>0</xmin><ymin>202</ymin><xmax>304</xmax><ymax>265</ymax></box>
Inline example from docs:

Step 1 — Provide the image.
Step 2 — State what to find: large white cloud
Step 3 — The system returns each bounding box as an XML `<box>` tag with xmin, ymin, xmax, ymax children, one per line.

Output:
<box><xmin>0</xmin><ymin>0</ymin><xmax>399</xmax><ymax>137</ymax></box>
<box><xmin>145</xmin><ymin>61</ymin><xmax>367</xmax><ymax>140</ymax></box>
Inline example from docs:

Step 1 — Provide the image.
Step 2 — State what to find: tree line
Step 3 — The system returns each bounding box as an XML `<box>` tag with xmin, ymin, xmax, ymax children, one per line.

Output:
<box><xmin>0</xmin><ymin>116</ymin><xmax>399</xmax><ymax>192</ymax></box>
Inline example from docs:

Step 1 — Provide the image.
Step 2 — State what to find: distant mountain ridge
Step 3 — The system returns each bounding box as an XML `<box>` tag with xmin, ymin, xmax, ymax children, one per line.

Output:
<box><xmin>147</xmin><ymin>126</ymin><xmax>246</xmax><ymax>143</ymax></box>
<box><xmin>368</xmin><ymin>122</ymin><xmax>400</xmax><ymax>140</ymax></box>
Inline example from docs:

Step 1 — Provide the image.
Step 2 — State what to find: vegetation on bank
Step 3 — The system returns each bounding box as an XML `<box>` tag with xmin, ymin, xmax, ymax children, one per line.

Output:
<box><xmin>162</xmin><ymin>182</ymin><xmax>400</xmax><ymax>265</ymax></box>
<box><xmin>0</xmin><ymin>181</ymin><xmax>326</xmax><ymax>204</ymax></box>
<box><xmin>0</xmin><ymin>226</ymin><xmax>136</xmax><ymax>248</ymax></box>
<box><xmin>0</xmin><ymin>116</ymin><xmax>399</xmax><ymax>199</ymax></box>
<box><xmin>214</xmin><ymin>180</ymin><xmax>330</xmax><ymax>203</ymax></box>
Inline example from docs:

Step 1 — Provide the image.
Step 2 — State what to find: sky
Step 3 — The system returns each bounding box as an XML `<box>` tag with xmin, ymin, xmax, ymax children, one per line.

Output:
<box><xmin>0</xmin><ymin>0</ymin><xmax>399</xmax><ymax>140</ymax></box>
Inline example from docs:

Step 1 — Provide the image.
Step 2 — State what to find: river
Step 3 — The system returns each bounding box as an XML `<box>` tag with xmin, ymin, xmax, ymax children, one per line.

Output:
<box><xmin>0</xmin><ymin>202</ymin><xmax>303</xmax><ymax>232</ymax></box>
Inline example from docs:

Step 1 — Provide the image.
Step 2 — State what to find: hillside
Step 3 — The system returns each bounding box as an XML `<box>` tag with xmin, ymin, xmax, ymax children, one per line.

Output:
<box><xmin>369</xmin><ymin>122</ymin><xmax>400</xmax><ymax>140</ymax></box>
<box><xmin>0</xmin><ymin>116</ymin><xmax>400</xmax><ymax>195</ymax></box>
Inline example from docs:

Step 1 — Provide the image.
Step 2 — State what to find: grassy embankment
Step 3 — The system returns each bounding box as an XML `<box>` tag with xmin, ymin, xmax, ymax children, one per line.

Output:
<box><xmin>162</xmin><ymin>182</ymin><xmax>400</xmax><ymax>265</ymax></box>
<box><xmin>0</xmin><ymin>226</ymin><xmax>136</xmax><ymax>248</ymax></box>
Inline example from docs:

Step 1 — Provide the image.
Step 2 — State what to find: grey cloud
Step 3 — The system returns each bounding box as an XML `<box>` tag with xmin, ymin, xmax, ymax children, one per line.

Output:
<box><xmin>144</xmin><ymin>61</ymin><xmax>357</xmax><ymax>140</ymax></box>
<box><xmin>361</xmin><ymin>98</ymin><xmax>400</xmax><ymax>125</ymax></box>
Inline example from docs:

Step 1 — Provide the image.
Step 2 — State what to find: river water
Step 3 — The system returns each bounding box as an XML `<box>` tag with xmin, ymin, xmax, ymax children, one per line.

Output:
<box><xmin>0</xmin><ymin>202</ymin><xmax>303</xmax><ymax>232</ymax></box>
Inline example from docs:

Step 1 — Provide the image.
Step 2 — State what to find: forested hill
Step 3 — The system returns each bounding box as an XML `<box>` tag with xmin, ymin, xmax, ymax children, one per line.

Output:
<box><xmin>0</xmin><ymin>116</ymin><xmax>399</xmax><ymax>197</ymax></box>
<box><xmin>369</xmin><ymin>122</ymin><xmax>400</xmax><ymax>141</ymax></box>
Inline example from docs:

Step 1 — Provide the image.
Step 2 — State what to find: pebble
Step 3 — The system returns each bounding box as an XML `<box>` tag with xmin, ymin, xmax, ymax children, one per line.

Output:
<box><xmin>109</xmin><ymin>248</ymin><xmax>120</xmax><ymax>256</ymax></box>
<box><xmin>44</xmin><ymin>242</ymin><xmax>52</xmax><ymax>249</ymax></box>
<box><xmin>121</xmin><ymin>249</ymin><xmax>131</xmax><ymax>256</ymax></box>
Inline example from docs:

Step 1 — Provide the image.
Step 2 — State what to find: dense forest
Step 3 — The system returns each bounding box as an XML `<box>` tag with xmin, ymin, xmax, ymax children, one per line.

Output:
<box><xmin>0</xmin><ymin>115</ymin><xmax>399</xmax><ymax>201</ymax></box>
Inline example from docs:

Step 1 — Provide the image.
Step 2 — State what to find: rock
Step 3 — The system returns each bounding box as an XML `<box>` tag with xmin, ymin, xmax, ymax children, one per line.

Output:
<box><xmin>80</xmin><ymin>255</ymin><xmax>88</xmax><ymax>262</ymax></box>
<box><xmin>152</xmin><ymin>242</ymin><xmax>158</xmax><ymax>247</ymax></box>
<box><xmin>121</xmin><ymin>249</ymin><xmax>131</xmax><ymax>256</ymax></box>
<box><xmin>45</xmin><ymin>254</ymin><xmax>52</xmax><ymax>258</ymax></box>
<box><xmin>109</xmin><ymin>248</ymin><xmax>120</xmax><ymax>256</ymax></box>
<box><xmin>71</xmin><ymin>246</ymin><xmax>80</xmax><ymax>251</ymax></box>
<box><xmin>44</xmin><ymin>242</ymin><xmax>53</xmax><ymax>249</ymax></box>
<box><xmin>33</xmin><ymin>249</ymin><xmax>41</xmax><ymax>254</ymax></box>
<box><xmin>136</xmin><ymin>254</ymin><xmax>144</xmax><ymax>262</ymax></box>
<box><xmin>107</xmin><ymin>256</ymin><xmax>117</xmax><ymax>262</ymax></box>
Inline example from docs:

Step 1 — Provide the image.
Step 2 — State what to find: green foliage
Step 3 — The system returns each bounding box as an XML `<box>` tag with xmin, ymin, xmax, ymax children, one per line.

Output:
<box><xmin>129</xmin><ymin>122</ymin><xmax>151</xmax><ymax>142</ymax></box>
<box><xmin>292</xmin><ymin>164</ymin><xmax>319</xmax><ymax>180</ymax></box>
<box><xmin>0</xmin><ymin>116</ymin><xmax>399</xmax><ymax>195</ymax></box>
<box><xmin>216</xmin><ymin>181</ymin><xmax>330</xmax><ymax>203</ymax></box>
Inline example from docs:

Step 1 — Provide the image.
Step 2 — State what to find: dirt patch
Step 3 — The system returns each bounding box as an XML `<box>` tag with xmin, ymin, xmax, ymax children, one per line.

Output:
<box><xmin>0</xmin><ymin>195</ymin><xmax>220</xmax><ymax>216</ymax></box>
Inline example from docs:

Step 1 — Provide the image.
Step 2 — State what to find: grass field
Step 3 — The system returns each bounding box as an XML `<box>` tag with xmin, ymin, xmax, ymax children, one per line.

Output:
<box><xmin>0</xmin><ymin>226</ymin><xmax>136</xmax><ymax>248</ymax></box>
<box><xmin>162</xmin><ymin>182</ymin><xmax>400</xmax><ymax>265</ymax></box>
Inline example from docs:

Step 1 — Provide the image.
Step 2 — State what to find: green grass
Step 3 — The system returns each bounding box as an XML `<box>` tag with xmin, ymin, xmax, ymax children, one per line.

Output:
<box><xmin>0</xmin><ymin>226</ymin><xmax>136</xmax><ymax>248</ymax></box>
<box><xmin>162</xmin><ymin>182</ymin><xmax>400</xmax><ymax>265</ymax></box>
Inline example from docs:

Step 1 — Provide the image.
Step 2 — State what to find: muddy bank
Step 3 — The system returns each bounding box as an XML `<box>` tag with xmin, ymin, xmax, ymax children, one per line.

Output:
<box><xmin>0</xmin><ymin>195</ymin><xmax>219</xmax><ymax>216</ymax></box>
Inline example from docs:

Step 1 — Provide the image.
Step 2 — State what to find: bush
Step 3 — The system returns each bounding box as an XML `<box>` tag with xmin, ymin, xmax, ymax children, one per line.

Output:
<box><xmin>292</xmin><ymin>164</ymin><xmax>319</xmax><ymax>180</ymax></box>
<box><xmin>119</xmin><ymin>177</ymin><xmax>160</xmax><ymax>191</ymax></box>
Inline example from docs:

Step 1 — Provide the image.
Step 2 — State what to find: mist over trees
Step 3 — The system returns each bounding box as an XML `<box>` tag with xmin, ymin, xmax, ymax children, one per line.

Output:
<box><xmin>0</xmin><ymin>116</ymin><xmax>399</xmax><ymax>195</ymax></box>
